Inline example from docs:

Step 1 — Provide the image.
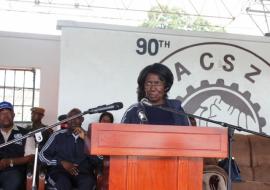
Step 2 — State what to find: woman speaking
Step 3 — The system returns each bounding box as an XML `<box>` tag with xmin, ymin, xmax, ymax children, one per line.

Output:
<box><xmin>121</xmin><ymin>63</ymin><xmax>190</xmax><ymax>126</ymax></box>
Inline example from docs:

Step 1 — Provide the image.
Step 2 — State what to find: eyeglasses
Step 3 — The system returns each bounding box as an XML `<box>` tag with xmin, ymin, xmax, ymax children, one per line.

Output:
<box><xmin>144</xmin><ymin>81</ymin><xmax>164</xmax><ymax>88</ymax></box>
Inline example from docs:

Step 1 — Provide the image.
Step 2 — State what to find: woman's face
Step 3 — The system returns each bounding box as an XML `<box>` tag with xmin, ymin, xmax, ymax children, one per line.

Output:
<box><xmin>144</xmin><ymin>73</ymin><xmax>166</xmax><ymax>105</ymax></box>
<box><xmin>100</xmin><ymin>115</ymin><xmax>113</xmax><ymax>123</ymax></box>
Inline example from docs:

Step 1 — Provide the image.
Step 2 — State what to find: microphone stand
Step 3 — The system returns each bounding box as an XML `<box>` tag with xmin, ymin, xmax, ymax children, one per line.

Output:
<box><xmin>147</xmin><ymin>104</ymin><xmax>270</xmax><ymax>190</ymax></box>
<box><xmin>0</xmin><ymin>109</ymin><xmax>94</xmax><ymax>190</ymax></box>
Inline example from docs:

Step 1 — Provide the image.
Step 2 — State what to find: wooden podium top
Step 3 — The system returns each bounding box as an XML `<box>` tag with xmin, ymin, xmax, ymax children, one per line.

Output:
<box><xmin>90</xmin><ymin>123</ymin><xmax>227</xmax><ymax>158</ymax></box>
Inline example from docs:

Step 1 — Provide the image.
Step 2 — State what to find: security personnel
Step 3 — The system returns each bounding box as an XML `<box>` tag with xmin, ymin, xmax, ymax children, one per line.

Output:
<box><xmin>0</xmin><ymin>101</ymin><xmax>35</xmax><ymax>190</ymax></box>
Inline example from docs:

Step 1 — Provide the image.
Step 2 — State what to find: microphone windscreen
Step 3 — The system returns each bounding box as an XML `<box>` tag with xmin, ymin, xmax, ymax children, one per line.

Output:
<box><xmin>113</xmin><ymin>102</ymin><xmax>123</xmax><ymax>110</ymax></box>
<box><xmin>140</xmin><ymin>98</ymin><xmax>152</xmax><ymax>106</ymax></box>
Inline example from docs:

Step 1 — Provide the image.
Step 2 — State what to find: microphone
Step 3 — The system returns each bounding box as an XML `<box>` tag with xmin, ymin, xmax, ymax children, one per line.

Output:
<box><xmin>87</xmin><ymin>102</ymin><xmax>123</xmax><ymax>114</ymax></box>
<box><xmin>140</xmin><ymin>98</ymin><xmax>191</xmax><ymax>125</ymax></box>
<box><xmin>140</xmin><ymin>98</ymin><xmax>152</xmax><ymax>106</ymax></box>
<box><xmin>137</xmin><ymin>110</ymin><xmax>148</xmax><ymax>123</ymax></box>
<box><xmin>137</xmin><ymin>99</ymin><xmax>148</xmax><ymax>123</ymax></box>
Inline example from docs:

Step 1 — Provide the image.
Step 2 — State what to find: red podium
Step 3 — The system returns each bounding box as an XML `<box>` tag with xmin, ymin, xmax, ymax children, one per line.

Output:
<box><xmin>89</xmin><ymin>123</ymin><xmax>227</xmax><ymax>190</ymax></box>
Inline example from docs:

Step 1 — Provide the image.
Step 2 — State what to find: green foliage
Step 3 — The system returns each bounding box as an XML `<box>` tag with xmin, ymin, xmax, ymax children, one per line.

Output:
<box><xmin>142</xmin><ymin>5</ymin><xmax>225</xmax><ymax>32</ymax></box>
<box><xmin>191</xmin><ymin>17</ymin><xmax>225</xmax><ymax>32</ymax></box>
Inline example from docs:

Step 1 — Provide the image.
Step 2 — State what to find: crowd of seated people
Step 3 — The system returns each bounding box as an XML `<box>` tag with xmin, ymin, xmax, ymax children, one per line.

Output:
<box><xmin>0</xmin><ymin>100</ymin><xmax>115</xmax><ymax>190</ymax></box>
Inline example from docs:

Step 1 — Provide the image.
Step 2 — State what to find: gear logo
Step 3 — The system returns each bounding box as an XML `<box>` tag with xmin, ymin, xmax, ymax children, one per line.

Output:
<box><xmin>177</xmin><ymin>79</ymin><xmax>266</xmax><ymax>132</ymax></box>
<box><xmin>160</xmin><ymin>42</ymin><xmax>270</xmax><ymax>133</ymax></box>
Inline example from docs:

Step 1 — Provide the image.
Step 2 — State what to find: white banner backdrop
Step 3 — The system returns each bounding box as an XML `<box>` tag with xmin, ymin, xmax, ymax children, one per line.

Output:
<box><xmin>57</xmin><ymin>21</ymin><xmax>270</xmax><ymax>134</ymax></box>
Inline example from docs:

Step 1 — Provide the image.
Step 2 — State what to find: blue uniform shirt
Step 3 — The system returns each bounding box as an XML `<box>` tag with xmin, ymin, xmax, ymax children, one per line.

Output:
<box><xmin>121</xmin><ymin>99</ymin><xmax>190</xmax><ymax>126</ymax></box>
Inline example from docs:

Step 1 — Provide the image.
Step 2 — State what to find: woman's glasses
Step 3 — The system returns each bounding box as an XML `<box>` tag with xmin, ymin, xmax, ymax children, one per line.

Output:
<box><xmin>144</xmin><ymin>81</ymin><xmax>164</xmax><ymax>88</ymax></box>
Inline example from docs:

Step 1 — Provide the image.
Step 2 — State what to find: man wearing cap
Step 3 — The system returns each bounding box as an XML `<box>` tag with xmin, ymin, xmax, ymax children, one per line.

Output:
<box><xmin>26</xmin><ymin>106</ymin><xmax>53</xmax><ymax>183</ymax></box>
<box><xmin>29</xmin><ymin>107</ymin><xmax>46</xmax><ymax>129</ymax></box>
<box><xmin>0</xmin><ymin>101</ymin><xmax>35</xmax><ymax>190</ymax></box>
<box><xmin>26</xmin><ymin>107</ymin><xmax>52</xmax><ymax>148</ymax></box>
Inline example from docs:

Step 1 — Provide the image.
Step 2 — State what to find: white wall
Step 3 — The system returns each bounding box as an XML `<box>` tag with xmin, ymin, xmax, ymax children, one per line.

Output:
<box><xmin>0</xmin><ymin>31</ymin><xmax>60</xmax><ymax>125</ymax></box>
<box><xmin>57</xmin><ymin>21</ymin><xmax>270</xmax><ymax>134</ymax></box>
<box><xmin>1</xmin><ymin>22</ymin><xmax>269</xmax><ymax>135</ymax></box>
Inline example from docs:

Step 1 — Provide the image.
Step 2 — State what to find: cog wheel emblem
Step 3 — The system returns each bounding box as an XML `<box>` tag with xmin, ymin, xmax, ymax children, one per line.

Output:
<box><xmin>177</xmin><ymin>79</ymin><xmax>266</xmax><ymax>132</ymax></box>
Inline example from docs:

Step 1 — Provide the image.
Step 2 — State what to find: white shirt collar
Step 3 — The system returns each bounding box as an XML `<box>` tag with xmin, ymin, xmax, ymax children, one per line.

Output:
<box><xmin>1</xmin><ymin>125</ymin><xmax>18</xmax><ymax>142</ymax></box>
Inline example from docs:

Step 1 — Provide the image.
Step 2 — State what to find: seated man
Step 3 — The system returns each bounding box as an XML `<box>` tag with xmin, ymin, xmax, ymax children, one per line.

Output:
<box><xmin>0</xmin><ymin>101</ymin><xmax>35</xmax><ymax>190</ymax></box>
<box><xmin>39</xmin><ymin>108</ymin><xmax>96</xmax><ymax>190</ymax></box>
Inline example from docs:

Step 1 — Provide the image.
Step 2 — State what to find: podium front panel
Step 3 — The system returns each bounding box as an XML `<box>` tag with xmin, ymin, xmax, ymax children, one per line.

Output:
<box><xmin>109</xmin><ymin>156</ymin><xmax>203</xmax><ymax>190</ymax></box>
